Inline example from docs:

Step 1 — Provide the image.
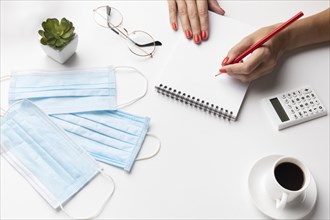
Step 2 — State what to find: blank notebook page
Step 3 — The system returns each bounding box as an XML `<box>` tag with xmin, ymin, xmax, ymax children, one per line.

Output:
<box><xmin>155</xmin><ymin>12</ymin><xmax>256</xmax><ymax>121</ymax></box>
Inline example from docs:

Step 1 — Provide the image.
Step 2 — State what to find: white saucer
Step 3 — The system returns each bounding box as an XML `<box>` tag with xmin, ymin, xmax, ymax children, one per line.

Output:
<box><xmin>248</xmin><ymin>155</ymin><xmax>317</xmax><ymax>219</ymax></box>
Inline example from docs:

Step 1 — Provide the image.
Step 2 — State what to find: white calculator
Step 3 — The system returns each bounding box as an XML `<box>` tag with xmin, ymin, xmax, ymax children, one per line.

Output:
<box><xmin>263</xmin><ymin>86</ymin><xmax>328</xmax><ymax>130</ymax></box>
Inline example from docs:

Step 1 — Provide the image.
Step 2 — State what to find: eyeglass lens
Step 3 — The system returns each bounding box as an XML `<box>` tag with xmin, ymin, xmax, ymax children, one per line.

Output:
<box><xmin>127</xmin><ymin>31</ymin><xmax>156</xmax><ymax>56</ymax></box>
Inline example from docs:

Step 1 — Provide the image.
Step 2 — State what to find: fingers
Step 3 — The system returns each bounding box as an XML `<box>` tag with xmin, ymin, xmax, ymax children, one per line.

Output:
<box><xmin>228</xmin><ymin>62</ymin><xmax>275</xmax><ymax>83</ymax></box>
<box><xmin>196</xmin><ymin>0</ymin><xmax>209</xmax><ymax>40</ymax></box>
<box><xmin>208</xmin><ymin>0</ymin><xmax>225</xmax><ymax>15</ymax></box>
<box><xmin>220</xmin><ymin>47</ymin><xmax>276</xmax><ymax>83</ymax></box>
<box><xmin>224</xmin><ymin>48</ymin><xmax>267</xmax><ymax>74</ymax></box>
<box><xmin>176</xmin><ymin>0</ymin><xmax>193</xmax><ymax>39</ymax></box>
<box><xmin>168</xmin><ymin>0</ymin><xmax>178</xmax><ymax>30</ymax></box>
<box><xmin>169</xmin><ymin>0</ymin><xmax>220</xmax><ymax>44</ymax></box>
<box><xmin>186</xmin><ymin>0</ymin><xmax>201</xmax><ymax>43</ymax></box>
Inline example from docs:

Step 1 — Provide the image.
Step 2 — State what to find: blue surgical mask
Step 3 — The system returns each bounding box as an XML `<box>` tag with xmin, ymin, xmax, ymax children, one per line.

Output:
<box><xmin>8</xmin><ymin>66</ymin><xmax>147</xmax><ymax>114</ymax></box>
<box><xmin>0</xmin><ymin>100</ymin><xmax>115</xmax><ymax>218</ymax></box>
<box><xmin>50</xmin><ymin>110</ymin><xmax>160</xmax><ymax>172</ymax></box>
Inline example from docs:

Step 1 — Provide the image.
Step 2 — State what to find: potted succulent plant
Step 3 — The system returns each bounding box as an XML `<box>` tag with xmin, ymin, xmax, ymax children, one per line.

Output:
<box><xmin>38</xmin><ymin>18</ymin><xmax>78</xmax><ymax>63</ymax></box>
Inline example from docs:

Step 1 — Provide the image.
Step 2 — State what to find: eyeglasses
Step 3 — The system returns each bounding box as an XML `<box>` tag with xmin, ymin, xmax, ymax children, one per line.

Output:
<box><xmin>93</xmin><ymin>5</ymin><xmax>162</xmax><ymax>58</ymax></box>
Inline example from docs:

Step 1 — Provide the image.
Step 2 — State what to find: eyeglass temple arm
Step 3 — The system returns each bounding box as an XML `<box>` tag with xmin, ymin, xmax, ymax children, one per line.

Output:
<box><xmin>106</xmin><ymin>6</ymin><xmax>119</xmax><ymax>35</ymax></box>
<box><xmin>134</xmin><ymin>41</ymin><xmax>162</xmax><ymax>48</ymax></box>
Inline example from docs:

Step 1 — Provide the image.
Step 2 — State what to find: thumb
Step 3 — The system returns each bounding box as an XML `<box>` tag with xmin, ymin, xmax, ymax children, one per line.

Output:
<box><xmin>208</xmin><ymin>0</ymin><xmax>225</xmax><ymax>15</ymax></box>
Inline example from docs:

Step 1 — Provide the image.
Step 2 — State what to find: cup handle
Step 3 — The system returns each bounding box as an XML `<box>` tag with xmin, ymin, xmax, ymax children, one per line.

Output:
<box><xmin>276</xmin><ymin>192</ymin><xmax>288</xmax><ymax>209</ymax></box>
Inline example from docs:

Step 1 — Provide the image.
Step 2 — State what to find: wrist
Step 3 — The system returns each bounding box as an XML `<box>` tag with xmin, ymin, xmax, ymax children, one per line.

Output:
<box><xmin>268</xmin><ymin>23</ymin><xmax>290</xmax><ymax>59</ymax></box>
<box><xmin>279</xmin><ymin>23</ymin><xmax>298</xmax><ymax>53</ymax></box>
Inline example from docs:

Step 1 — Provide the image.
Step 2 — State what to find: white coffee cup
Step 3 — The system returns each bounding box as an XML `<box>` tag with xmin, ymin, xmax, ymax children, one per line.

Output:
<box><xmin>265</xmin><ymin>156</ymin><xmax>311</xmax><ymax>209</ymax></box>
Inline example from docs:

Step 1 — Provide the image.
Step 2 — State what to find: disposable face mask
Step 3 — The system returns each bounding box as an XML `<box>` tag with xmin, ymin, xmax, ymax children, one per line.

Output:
<box><xmin>7</xmin><ymin>66</ymin><xmax>147</xmax><ymax>114</ymax></box>
<box><xmin>0</xmin><ymin>100</ymin><xmax>115</xmax><ymax>219</ymax></box>
<box><xmin>50</xmin><ymin>110</ymin><xmax>160</xmax><ymax>172</ymax></box>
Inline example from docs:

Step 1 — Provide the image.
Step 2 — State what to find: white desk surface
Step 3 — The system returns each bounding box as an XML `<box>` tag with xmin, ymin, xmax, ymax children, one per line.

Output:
<box><xmin>1</xmin><ymin>1</ymin><xmax>329</xmax><ymax>219</ymax></box>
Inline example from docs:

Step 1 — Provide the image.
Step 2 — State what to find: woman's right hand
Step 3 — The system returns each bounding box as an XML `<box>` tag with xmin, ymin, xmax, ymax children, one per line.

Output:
<box><xmin>220</xmin><ymin>8</ymin><xmax>330</xmax><ymax>83</ymax></box>
<box><xmin>219</xmin><ymin>24</ymin><xmax>288</xmax><ymax>83</ymax></box>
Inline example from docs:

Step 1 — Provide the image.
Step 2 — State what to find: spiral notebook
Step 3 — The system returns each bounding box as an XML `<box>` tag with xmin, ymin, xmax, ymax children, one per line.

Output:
<box><xmin>155</xmin><ymin>13</ymin><xmax>256</xmax><ymax>121</ymax></box>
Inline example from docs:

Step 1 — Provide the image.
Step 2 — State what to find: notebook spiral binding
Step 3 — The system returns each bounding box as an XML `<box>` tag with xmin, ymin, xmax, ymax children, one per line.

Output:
<box><xmin>155</xmin><ymin>84</ymin><xmax>235</xmax><ymax>121</ymax></box>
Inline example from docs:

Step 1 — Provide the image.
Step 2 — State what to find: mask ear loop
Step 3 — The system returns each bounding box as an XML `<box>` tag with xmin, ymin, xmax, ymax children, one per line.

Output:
<box><xmin>0</xmin><ymin>75</ymin><xmax>11</xmax><ymax>117</ymax></box>
<box><xmin>136</xmin><ymin>133</ymin><xmax>161</xmax><ymax>161</ymax></box>
<box><xmin>113</xmin><ymin>66</ymin><xmax>148</xmax><ymax>109</ymax></box>
<box><xmin>59</xmin><ymin>168</ymin><xmax>115</xmax><ymax>220</ymax></box>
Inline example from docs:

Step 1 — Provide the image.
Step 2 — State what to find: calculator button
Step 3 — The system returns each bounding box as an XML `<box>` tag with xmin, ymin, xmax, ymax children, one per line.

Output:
<box><xmin>287</xmin><ymin>104</ymin><xmax>292</xmax><ymax>109</ymax></box>
<box><xmin>314</xmin><ymin>100</ymin><xmax>320</xmax><ymax>105</ymax></box>
<box><xmin>297</xmin><ymin>90</ymin><xmax>302</xmax><ymax>96</ymax></box>
<box><xmin>302</xmin><ymin>88</ymin><xmax>312</xmax><ymax>94</ymax></box>
<box><xmin>303</xmin><ymin>110</ymin><xmax>308</xmax><ymax>116</ymax></box>
<box><xmin>306</xmin><ymin>94</ymin><xmax>311</xmax><ymax>100</ymax></box>
<box><xmin>311</xmin><ymin>93</ymin><xmax>316</xmax><ymax>99</ymax></box>
<box><xmin>301</xmin><ymin>96</ymin><xmax>306</xmax><ymax>102</ymax></box>
<box><xmin>319</xmin><ymin>106</ymin><xmax>324</xmax><ymax>111</ymax></box>
<box><xmin>294</xmin><ymin>114</ymin><xmax>298</xmax><ymax>119</ymax></box>
<box><xmin>295</xmin><ymin>106</ymin><xmax>300</xmax><ymax>111</ymax></box>
<box><xmin>292</xmin><ymin>91</ymin><xmax>297</xmax><ymax>97</ymax></box>
<box><xmin>290</xmin><ymin>100</ymin><xmax>296</xmax><ymax>105</ymax></box>
<box><xmin>290</xmin><ymin>109</ymin><xmax>295</xmax><ymax>114</ymax></box>
<box><xmin>281</xmin><ymin>94</ymin><xmax>286</xmax><ymax>99</ymax></box>
<box><xmin>298</xmin><ymin>112</ymin><xmax>303</xmax><ymax>118</ymax></box>
<box><xmin>309</xmin><ymin>101</ymin><xmax>314</xmax><ymax>106</ymax></box>
<box><xmin>295</xmin><ymin>97</ymin><xmax>301</xmax><ymax>103</ymax></box>
<box><xmin>313</xmin><ymin>107</ymin><xmax>319</xmax><ymax>113</ymax></box>
<box><xmin>299</xmin><ymin>104</ymin><xmax>304</xmax><ymax>109</ymax></box>
<box><xmin>308</xmin><ymin>108</ymin><xmax>313</xmax><ymax>114</ymax></box>
<box><xmin>287</xmin><ymin>93</ymin><xmax>292</xmax><ymax>98</ymax></box>
<box><xmin>284</xmin><ymin>99</ymin><xmax>290</xmax><ymax>104</ymax></box>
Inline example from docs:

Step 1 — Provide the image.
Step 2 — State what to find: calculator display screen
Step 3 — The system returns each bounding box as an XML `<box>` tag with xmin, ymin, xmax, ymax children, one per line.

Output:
<box><xmin>270</xmin><ymin>98</ymin><xmax>290</xmax><ymax>122</ymax></box>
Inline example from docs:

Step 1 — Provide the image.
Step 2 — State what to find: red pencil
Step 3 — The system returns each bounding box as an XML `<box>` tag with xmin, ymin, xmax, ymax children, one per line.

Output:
<box><xmin>217</xmin><ymin>11</ymin><xmax>304</xmax><ymax>76</ymax></box>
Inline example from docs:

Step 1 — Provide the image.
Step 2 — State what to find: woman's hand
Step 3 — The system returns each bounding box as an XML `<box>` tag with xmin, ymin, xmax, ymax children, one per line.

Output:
<box><xmin>220</xmin><ymin>8</ymin><xmax>330</xmax><ymax>83</ymax></box>
<box><xmin>219</xmin><ymin>25</ymin><xmax>287</xmax><ymax>83</ymax></box>
<box><xmin>167</xmin><ymin>0</ymin><xmax>225</xmax><ymax>44</ymax></box>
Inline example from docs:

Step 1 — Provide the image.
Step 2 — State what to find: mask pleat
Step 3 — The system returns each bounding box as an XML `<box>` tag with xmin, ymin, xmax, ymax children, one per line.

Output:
<box><xmin>51</xmin><ymin>115</ymin><xmax>135</xmax><ymax>151</ymax></box>
<box><xmin>1</xmin><ymin>100</ymin><xmax>100</xmax><ymax>208</ymax></box>
<box><xmin>75</xmin><ymin>111</ymin><xmax>147</xmax><ymax>136</ymax></box>
<box><xmin>2</xmin><ymin>122</ymin><xmax>78</xmax><ymax>188</ymax></box>
<box><xmin>8</xmin><ymin>67</ymin><xmax>117</xmax><ymax>114</ymax></box>
<box><xmin>11</xmin><ymin>88</ymin><xmax>115</xmax><ymax>100</ymax></box>
<box><xmin>50</xmin><ymin>110</ymin><xmax>150</xmax><ymax>172</ymax></box>
<box><xmin>19</xmin><ymin>96</ymin><xmax>117</xmax><ymax>114</ymax></box>
<box><xmin>69</xmin><ymin>133</ymin><xmax>129</xmax><ymax>168</ymax></box>
<box><xmin>11</xmin><ymin>68</ymin><xmax>115</xmax><ymax>88</ymax></box>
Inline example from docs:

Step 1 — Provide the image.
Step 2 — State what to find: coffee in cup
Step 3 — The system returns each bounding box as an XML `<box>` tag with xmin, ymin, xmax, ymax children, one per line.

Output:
<box><xmin>265</xmin><ymin>156</ymin><xmax>311</xmax><ymax>209</ymax></box>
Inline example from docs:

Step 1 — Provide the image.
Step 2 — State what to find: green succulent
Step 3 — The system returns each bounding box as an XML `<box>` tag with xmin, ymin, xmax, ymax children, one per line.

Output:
<box><xmin>38</xmin><ymin>18</ymin><xmax>75</xmax><ymax>49</ymax></box>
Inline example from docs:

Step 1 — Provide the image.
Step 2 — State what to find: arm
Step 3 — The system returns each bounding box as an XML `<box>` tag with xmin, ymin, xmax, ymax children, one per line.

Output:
<box><xmin>220</xmin><ymin>8</ymin><xmax>330</xmax><ymax>83</ymax></box>
<box><xmin>285</xmin><ymin>8</ymin><xmax>330</xmax><ymax>51</ymax></box>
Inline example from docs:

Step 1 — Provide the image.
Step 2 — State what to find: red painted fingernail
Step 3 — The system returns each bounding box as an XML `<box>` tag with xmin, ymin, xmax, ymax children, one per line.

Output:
<box><xmin>219</xmin><ymin>68</ymin><xmax>227</xmax><ymax>73</ymax></box>
<box><xmin>185</xmin><ymin>29</ymin><xmax>192</xmax><ymax>38</ymax></box>
<box><xmin>221</xmin><ymin>56</ymin><xmax>229</xmax><ymax>66</ymax></box>
<box><xmin>201</xmin><ymin>31</ymin><xmax>208</xmax><ymax>40</ymax></box>
<box><xmin>172</xmin><ymin>22</ymin><xmax>177</xmax><ymax>30</ymax></box>
<box><xmin>221</xmin><ymin>8</ymin><xmax>226</xmax><ymax>14</ymax></box>
<box><xmin>194</xmin><ymin>34</ymin><xmax>201</xmax><ymax>43</ymax></box>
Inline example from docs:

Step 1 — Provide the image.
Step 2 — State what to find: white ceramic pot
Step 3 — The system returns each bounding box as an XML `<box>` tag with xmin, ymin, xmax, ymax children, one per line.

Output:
<box><xmin>40</xmin><ymin>35</ymin><xmax>78</xmax><ymax>64</ymax></box>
